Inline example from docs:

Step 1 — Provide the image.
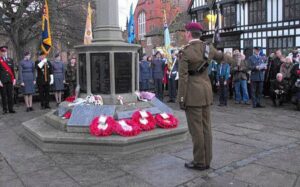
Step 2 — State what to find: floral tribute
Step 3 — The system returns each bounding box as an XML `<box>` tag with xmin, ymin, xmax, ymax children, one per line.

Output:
<box><xmin>132</xmin><ymin>110</ymin><xmax>156</xmax><ymax>131</ymax></box>
<box><xmin>90</xmin><ymin>115</ymin><xmax>116</xmax><ymax>136</ymax></box>
<box><xmin>65</xmin><ymin>96</ymin><xmax>76</xmax><ymax>103</ymax></box>
<box><xmin>155</xmin><ymin>113</ymin><xmax>179</xmax><ymax>129</ymax></box>
<box><xmin>63</xmin><ymin>111</ymin><xmax>72</xmax><ymax>119</ymax></box>
<box><xmin>114</xmin><ymin>119</ymin><xmax>141</xmax><ymax>137</ymax></box>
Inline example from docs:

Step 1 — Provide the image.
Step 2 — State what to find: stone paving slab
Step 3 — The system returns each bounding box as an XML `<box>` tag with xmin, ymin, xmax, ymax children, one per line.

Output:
<box><xmin>231</xmin><ymin>164</ymin><xmax>298</xmax><ymax>187</ymax></box>
<box><xmin>0</xmin><ymin>100</ymin><xmax>299</xmax><ymax>187</ymax></box>
<box><xmin>19</xmin><ymin>167</ymin><xmax>80</xmax><ymax>187</ymax></box>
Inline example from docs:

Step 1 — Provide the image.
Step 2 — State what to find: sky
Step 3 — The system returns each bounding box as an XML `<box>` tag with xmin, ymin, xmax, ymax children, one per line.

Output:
<box><xmin>119</xmin><ymin>0</ymin><xmax>138</xmax><ymax>30</ymax></box>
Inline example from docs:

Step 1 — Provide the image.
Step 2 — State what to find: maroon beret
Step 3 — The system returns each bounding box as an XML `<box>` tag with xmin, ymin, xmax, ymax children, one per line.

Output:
<box><xmin>185</xmin><ymin>22</ymin><xmax>203</xmax><ymax>32</ymax></box>
<box><xmin>0</xmin><ymin>46</ymin><xmax>8</xmax><ymax>52</ymax></box>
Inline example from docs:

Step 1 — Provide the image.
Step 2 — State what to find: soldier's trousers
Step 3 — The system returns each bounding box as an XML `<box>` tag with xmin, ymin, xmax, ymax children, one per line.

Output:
<box><xmin>185</xmin><ymin>106</ymin><xmax>212</xmax><ymax>166</ymax></box>
<box><xmin>38</xmin><ymin>84</ymin><xmax>50</xmax><ymax>107</ymax></box>
<box><xmin>0</xmin><ymin>82</ymin><xmax>14</xmax><ymax>112</ymax></box>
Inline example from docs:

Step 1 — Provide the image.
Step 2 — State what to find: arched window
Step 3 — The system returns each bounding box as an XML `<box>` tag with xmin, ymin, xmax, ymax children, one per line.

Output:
<box><xmin>138</xmin><ymin>11</ymin><xmax>146</xmax><ymax>40</ymax></box>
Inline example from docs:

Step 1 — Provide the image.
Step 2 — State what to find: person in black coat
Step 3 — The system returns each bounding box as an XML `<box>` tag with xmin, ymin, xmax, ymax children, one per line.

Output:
<box><xmin>270</xmin><ymin>73</ymin><xmax>288</xmax><ymax>106</ymax></box>
<box><xmin>167</xmin><ymin>51</ymin><xmax>179</xmax><ymax>103</ymax></box>
<box><xmin>35</xmin><ymin>51</ymin><xmax>54</xmax><ymax>109</ymax></box>
<box><xmin>0</xmin><ymin>46</ymin><xmax>16</xmax><ymax>114</ymax></box>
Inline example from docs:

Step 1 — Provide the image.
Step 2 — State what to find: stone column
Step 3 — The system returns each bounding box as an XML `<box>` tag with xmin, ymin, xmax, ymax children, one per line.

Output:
<box><xmin>93</xmin><ymin>0</ymin><xmax>124</xmax><ymax>42</ymax></box>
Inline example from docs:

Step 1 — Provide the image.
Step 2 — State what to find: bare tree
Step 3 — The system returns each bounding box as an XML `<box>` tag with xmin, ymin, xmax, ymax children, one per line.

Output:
<box><xmin>0</xmin><ymin>0</ymin><xmax>89</xmax><ymax>61</ymax></box>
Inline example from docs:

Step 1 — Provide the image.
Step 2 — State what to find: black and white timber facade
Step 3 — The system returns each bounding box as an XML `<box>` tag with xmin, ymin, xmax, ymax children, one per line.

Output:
<box><xmin>188</xmin><ymin>0</ymin><xmax>300</xmax><ymax>58</ymax></box>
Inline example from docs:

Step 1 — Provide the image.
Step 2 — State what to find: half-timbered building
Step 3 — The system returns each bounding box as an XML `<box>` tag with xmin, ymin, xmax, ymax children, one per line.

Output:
<box><xmin>188</xmin><ymin>0</ymin><xmax>300</xmax><ymax>58</ymax></box>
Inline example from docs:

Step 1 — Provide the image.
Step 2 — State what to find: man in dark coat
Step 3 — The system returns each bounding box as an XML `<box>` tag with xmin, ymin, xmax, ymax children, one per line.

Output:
<box><xmin>0</xmin><ymin>46</ymin><xmax>16</xmax><ymax>114</ymax></box>
<box><xmin>248</xmin><ymin>47</ymin><xmax>267</xmax><ymax>108</ymax></box>
<box><xmin>270</xmin><ymin>73</ymin><xmax>288</xmax><ymax>106</ymax></box>
<box><xmin>139</xmin><ymin>55</ymin><xmax>152</xmax><ymax>91</ymax></box>
<box><xmin>167</xmin><ymin>51</ymin><xmax>179</xmax><ymax>103</ymax></box>
<box><xmin>152</xmin><ymin>51</ymin><xmax>165</xmax><ymax>101</ymax></box>
<box><xmin>178</xmin><ymin>22</ymin><xmax>235</xmax><ymax>171</ymax></box>
<box><xmin>35</xmin><ymin>51</ymin><xmax>53</xmax><ymax>109</ymax></box>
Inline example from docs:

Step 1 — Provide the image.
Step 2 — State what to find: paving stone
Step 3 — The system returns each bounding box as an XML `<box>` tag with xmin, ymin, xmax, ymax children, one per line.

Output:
<box><xmin>9</xmin><ymin>155</ymin><xmax>56</xmax><ymax>175</ymax></box>
<box><xmin>49</xmin><ymin>153</ymin><xmax>101</xmax><ymax>166</ymax></box>
<box><xmin>294</xmin><ymin>177</ymin><xmax>300</xmax><ymax>187</ymax></box>
<box><xmin>0</xmin><ymin>161</ymin><xmax>17</xmax><ymax>183</ymax></box>
<box><xmin>0</xmin><ymin>178</ymin><xmax>24</xmax><ymax>187</ymax></box>
<box><xmin>233</xmin><ymin>122</ymin><xmax>266</xmax><ymax>131</ymax></box>
<box><xmin>255</xmin><ymin>146</ymin><xmax>300</xmax><ymax>174</ymax></box>
<box><xmin>20</xmin><ymin>167</ymin><xmax>79</xmax><ymax>187</ymax></box>
<box><xmin>246</xmin><ymin>132</ymin><xmax>298</xmax><ymax>146</ymax></box>
<box><xmin>63</xmin><ymin>162</ymin><xmax>125</xmax><ymax>186</ymax></box>
<box><xmin>232</xmin><ymin>164</ymin><xmax>297</xmax><ymax>187</ymax></box>
<box><xmin>214</xmin><ymin>124</ymin><xmax>260</xmax><ymax>136</ymax></box>
<box><xmin>182</xmin><ymin>177</ymin><xmax>206</xmax><ymax>187</ymax></box>
<box><xmin>201</xmin><ymin>173</ymin><xmax>257</xmax><ymax>187</ymax></box>
<box><xmin>91</xmin><ymin>174</ymin><xmax>154</xmax><ymax>187</ymax></box>
<box><xmin>120</xmin><ymin>154</ymin><xmax>200</xmax><ymax>187</ymax></box>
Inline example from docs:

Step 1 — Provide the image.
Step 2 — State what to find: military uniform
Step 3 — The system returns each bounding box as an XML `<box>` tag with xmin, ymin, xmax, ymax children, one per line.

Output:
<box><xmin>178</xmin><ymin>22</ymin><xmax>235</xmax><ymax>170</ymax></box>
<box><xmin>0</xmin><ymin>55</ymin><xmax>16</xmax><ymax>113</ymax></box>
<box><xmin>36</xmin><ymin>58</ymin><xmax>53</xmax><ymax>109</ymax></box>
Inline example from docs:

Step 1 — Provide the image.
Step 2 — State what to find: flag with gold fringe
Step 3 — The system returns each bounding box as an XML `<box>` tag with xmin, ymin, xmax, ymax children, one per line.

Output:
<box><xmin>84</xmin><ymin>2</ymin><xmax>93</xmax><ymax>45</ymax></box>
<box><xmin>41</xmin><ymin>0</ymin><xmax>52</xmax><ymax>55</ymax></box>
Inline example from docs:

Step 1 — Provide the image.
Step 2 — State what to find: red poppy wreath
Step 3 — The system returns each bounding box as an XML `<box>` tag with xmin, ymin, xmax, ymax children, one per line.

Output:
<box><xmin>63</xmin><ymin>111</ymin><xmax>72</xmax><ymax>119</ymax></box>
<box><xmin>90</xmin><ymin>116</ymin><xmax>115</xmax><ymax>136</ymax></box>
<box><xmin>132</xmin><ymin>110</ymin><xmax>156</xmax><ymax>131</ymax></box>
<box><xmin>155</xmin><ymin>113</ymin><xmax>179</xmax><ymax>129</ymax></box>
<box><xmin>114</xmin><ymin>119</ymin><xmax>141</xmax><ymax>137</ymax></box>
<box><xmin>65</xmin><ymin>95</ymin><xmax>76</xmax><ymax>103</ymax></box>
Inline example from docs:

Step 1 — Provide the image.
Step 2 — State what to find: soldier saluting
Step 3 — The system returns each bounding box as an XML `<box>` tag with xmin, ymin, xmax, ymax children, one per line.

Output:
<box><xmin>0</xmin><ymin>46</ymin><xmax>16</xmax><ymax>114</ymax></box>
<box><xmin>178</xmin><ymin>22</ymin><xmax>235</xmax><ymax>171</ymax></box>
<box><xmin>36</xmin><ymin>51</ymin><xmax>54</xmax><ymax>109</ymax></box>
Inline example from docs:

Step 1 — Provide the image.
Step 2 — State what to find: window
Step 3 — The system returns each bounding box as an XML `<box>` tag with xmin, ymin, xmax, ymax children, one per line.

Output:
<box><xmin>147</xmin><ymin>37</ymin><xmax>152</xmax><ymax>46</ymax></box>
<box><xmin>267</xmin><ymin>36</ymin><xmax>295</xmax><ymax>55</ymax></box>
<box><xmin>284</xmin><ymin>0</ymin><xmax>300</xmax><ymax>20</ymax></box>
<box><xmin>138</xmin><ymin>11</ymin><xmax>146</xmax><ymax>40</ymax></box>
<box><xmin>197</xmin><ymin>10</ymin><xmax>209</xmax><ymax>30</ymax></box>
<box><xmin>222</xmin><ymin>4</ymin><xmax>236</xmax><ymax>28</ymax></box>
<box><xmin>248</xmin><ymin>0</ymin><xmax>266</xmax><ymax>25</ymax></box>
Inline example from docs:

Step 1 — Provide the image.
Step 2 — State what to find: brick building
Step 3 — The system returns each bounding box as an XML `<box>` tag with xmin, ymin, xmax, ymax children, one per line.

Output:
<box><xmin>134</xmin><ymin>0</ymin><xmax>191</xmax><ymax>55</ymax></box>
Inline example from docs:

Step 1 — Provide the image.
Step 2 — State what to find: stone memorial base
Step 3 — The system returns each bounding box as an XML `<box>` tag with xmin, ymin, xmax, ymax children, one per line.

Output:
<box><xmin>22</xmin><ymin>98</ymin><xmax>188</xmax><ymax>155</ymax></box>
<box><xmin>22</xmin><ymin>111</ymin><xmax>187</xmax><ymax>155</ymax></box>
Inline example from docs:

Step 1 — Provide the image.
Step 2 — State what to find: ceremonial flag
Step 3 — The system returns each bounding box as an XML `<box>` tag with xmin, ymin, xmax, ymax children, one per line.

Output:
<box><xmin>163</xmin><ymin>10</ymin><xmax>172</xmax><ymax>68</ymax></box>
<box><xmin>213</xmin><ymin>4</ymin><xmax>221</xmax><ymax>45</ymax></box>
<box><xmin>84</xmin><ymin>2</ymin><xmax>93</xmax><ymax>45</ymax></box>
<box><xmin>127</xmin><ymin>3</ymin><xmax>135</xmax><ymax>43</ymax></box>
<box><xmin>41</xmin><ymin>0</ymin><xmax>52</xmax><ymax>55</ymax></box>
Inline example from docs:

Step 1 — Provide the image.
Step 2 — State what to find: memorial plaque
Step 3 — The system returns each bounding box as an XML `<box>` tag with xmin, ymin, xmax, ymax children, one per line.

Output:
<box><xmin>67</xmin><ymin>105</ymin><xmax>116</xmax><ymax>127</ymax></box>
<box><xmin>150</xmin><ymin>97</ymin><xmax>174</xmax><ymax>114</ymax></box>
<box><xmin>79</xmin><ymin>54</ymin><xmax>87</xmax><ymax>92</ymax></box>
<box><xmin>91</xmin><ymin>53</ymin><xmax>111</xmax><ymax>94</ymax></box>
<box><xmin>115</xmin><ymin>53</ymin><xmax>132</xmax><ymax>94</ymax></box>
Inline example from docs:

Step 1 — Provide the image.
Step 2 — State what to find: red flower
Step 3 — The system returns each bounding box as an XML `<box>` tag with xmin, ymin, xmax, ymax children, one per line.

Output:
<box><xmin>90</xmin><ymin>116</ymin><xmax>115</xmax><ymax>137</ymax></box>
<box><xmin>65</xmin><ymin>96</ymin><xmax>76</xmax><ymax>102</ymax></box>
<box><xmin>132</xmin><ymin>110</ymin><xmax>156</xmax><ymax>131</ymax></box>
<box><xmin>63</xmin><ymin>111</ymin><xmax>72</xmax><ymax>119</ymax></box>
<box><xmin>155</xmin><ymin>113</ymin><xmax>179</xmax><ymax>129</ymax></box>
<box><xmin>114</xmin><ymin>119</ymin><xmax>141</xmax><ymax>137</ymax></box>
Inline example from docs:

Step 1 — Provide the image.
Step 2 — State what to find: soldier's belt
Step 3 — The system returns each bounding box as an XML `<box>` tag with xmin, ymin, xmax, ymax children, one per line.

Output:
<box><xmin>188</xmin><ymin>63</ymin><xmax>209</xmax><ymax>76</ymax></box>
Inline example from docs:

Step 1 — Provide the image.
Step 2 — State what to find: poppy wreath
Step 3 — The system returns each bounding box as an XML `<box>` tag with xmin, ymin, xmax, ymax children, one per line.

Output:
<box><xmin>90</xmin><ymin>116</ymin><xmax>116</xmax><ymax>137</ymax></box>
<box><xmin>114</xmin><ymin>119</ymin><xmax>141</xmax><ymax>137</ymax></box>
<box><xmin>65</xmin><ymin>95</ymin><xmax>76</xmax><ymax>103</ymax></box>
<box><xmin>63</xmin><ymin>111</ymin><xmax>72</xmax><ymax>119</ymax></box>
<box><xmin>155</xmin><ymin>113</ymin><xmax>179</xmax><ymax>129</ymax></box>
<box><xmin>132</xmin><ymin>110</ymin><xmax>156</xmax><ymax>131</ymax></box>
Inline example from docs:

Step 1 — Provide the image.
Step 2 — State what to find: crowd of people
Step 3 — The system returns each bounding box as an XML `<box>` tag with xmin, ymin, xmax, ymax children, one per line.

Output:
<box><xmin>209</xmin><ymin>48</ymin><xmax>300</xmax><ymax>108</ymax></box>
<box><xmin>139</xmin><ymin>47</ymin><xmax>300</xmax><ymax>110</ymax></box>
<box><xmin>0</xmin><ymin>46</ymin><xmax>77</xmax><ymax>114</ymax></box>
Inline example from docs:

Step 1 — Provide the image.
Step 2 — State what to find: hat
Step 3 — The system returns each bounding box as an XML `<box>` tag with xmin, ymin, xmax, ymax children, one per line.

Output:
<box><xmin>24</xmin><ymin>51</ymin><xmax>30</xmax><ymax>56</ymax></box>
<box><xmin>185</xmin><ymin>22</ymin><xmax>204</xmax><ymax>32</ymax></box>
<box><xmin>0</xmin><ymin>46</ymin><xmax>8</xmax><ymax>52</ymax></box>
